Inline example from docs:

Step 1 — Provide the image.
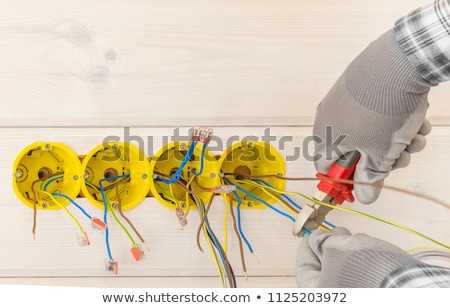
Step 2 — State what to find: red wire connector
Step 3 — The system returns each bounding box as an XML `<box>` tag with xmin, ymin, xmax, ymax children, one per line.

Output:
<box><xmin>131</xmin><ymin>245</ymin><xmax>145</xmax><ymax>261</ymax></box>
<box><xmin>175</xmin><ymin>206</ymin><xmax>188</xmax><ymax>227</ymax></box>
<box><xmin>77</xmin><ymin>231</ymin><xmax>90</xmax><ymax>246</ymax></box>
<box><xmin>191</xmin><ymin>127</ymin><xmax>213</xmax><ymax>144</ymax></box>
<box><xmin>105</xmin><ymin>259</ymin><xmax>118</xmax><ymax>275</ymax></box>
<box><xmin>90</xmin><ymin>217</ymin><xmax>107</xmax><ymax>232</ymax></box>
<box><xmin>211</xmin><ymin>185</ymin><xmax>236</xmax><ymax>194</ymax></box>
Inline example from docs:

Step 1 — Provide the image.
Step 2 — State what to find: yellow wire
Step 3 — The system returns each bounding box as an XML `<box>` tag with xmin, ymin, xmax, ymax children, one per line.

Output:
<box><xmin>237</xmin><ymin>179</ymin><xmax>330</xmax><ymax>232</ymax></box>
<box><xmin>168</xmin><ymin>183</ymin><xmax>180</xmax><ymax>208</ymax></box>
<box><xmin>184</xmin><ymin>176</ymin><xmax>197</xmax><ymax>216</ymax></box>
<box><xmin>155</xmin><ymin>182</ymin><xmax>180</xmax><ymax>207</ymax></box>
<box><xmin>239</xmin><ymin>179</ymin><xmax>450</xmax><ymax>250</ymax></box>
<box><xmin>197</xmin><ymin>197</ymin><xmax>226</xmax><ymax>287</ymax></box>
<box><xmin>40</xmin><ymin>190</ymin><xmax>83</xmax><ymax>233</ymax></box>
<box><xmin>104</xmin><ymin>189</ymin><xmax>137</xmax><ymax>246</ymax></box>
<box><xmin>223</xmin><ymin>195</ymin><xmax>229</xmax><ymax>254</ymax></box>
<box><xmin>239</xmin><ymin>180</ymin><xmax>298</xmax><ymax>217</ymax></box>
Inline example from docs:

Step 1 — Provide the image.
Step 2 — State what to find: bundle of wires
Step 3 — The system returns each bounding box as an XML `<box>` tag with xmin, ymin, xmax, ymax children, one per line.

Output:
<box><xmin>222</xmin><ymin>172</ymin><xmax>450</xmax><ymax>251</ymax></box>
<box><xmin>88</xmin><ymin>174</ymin><xmax>148</xmax><ymax>266</ymax></box>
<box><xmin>153</xmin><ymin>141</ymin><xmax>241</xmax><ymax>287</ymax></box>
<box><xmin>34</xmin><ymin>173</ymin><xmax>97</xmax><ymax>244</ymax></box>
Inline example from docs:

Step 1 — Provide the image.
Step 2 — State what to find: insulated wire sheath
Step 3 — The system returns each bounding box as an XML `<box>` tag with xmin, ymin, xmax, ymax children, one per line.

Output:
<box><xmin>223</xmin><ymin>178</ymin><xmax>254</xmax><ymax>254</ymax></box>
<box><xmin>192</xmin><ymin>143</ymin><xmax>206</xmax><ymax>176</ymax></box>
<box><xmin>115</xmin><ymin>185</ymin><xmax>148</xmax><ymax>248</ymax></box>
<box><xmin>225</xmin><ymin>178</ymin><xmax>296</xmax><ymax>223</ymax></box>
<box><xmin>228</xmin><ymin>192</ymin><xmax>248</xmax><ymax>279</ymax></box>
<box><xmin>104</xmin><ymin>188</ymin><xmax>136</xmax><ymax>246</ymax></box>
<box><xmin>193</xmin><ymin>195</ymin><xmax>226</xmax><ymax>287</ymax></box>
<box><xmin>99</xmin><ymin>174</ymin><xmax>131</xmax><ymax>260</ymax></box>
<box><xmin>40</xmin><ymin>176</ymin><xmax>83</xmax><ymax>233</ymax></box>
<box><xmin>245</xmin><ymin>180</ymin><xmax>450</xmax><ymax>250</ymax></box>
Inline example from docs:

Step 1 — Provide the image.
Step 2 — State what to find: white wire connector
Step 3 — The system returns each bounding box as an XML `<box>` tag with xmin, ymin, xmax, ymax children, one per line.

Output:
<box><xmin>211</xmin><ymin>185</ymin><xmax>236</xmax><ymax>194</ymax></box>
<box><xmin>131</xmin><ymin>245</ymin><xmax>145</xmax><ymax>261</ymax></box>
<box><xmin>175</xmin><ymin>206</ymin><xmax>188</xmax><ymax>227</ymax></box>
<box><xmin>191</xmin><ymin>127</ymin><xmax>213</xmax><ymax>144</ymax></box>
<box><xmin>105</xmin><ymin>259</ymin><xmax>118</xmax><ymax>275</ymax></box>
<box><xmin>76</xmin><ymin>231</ymin><xmax>90</xmax><ymax>247</ymax></box>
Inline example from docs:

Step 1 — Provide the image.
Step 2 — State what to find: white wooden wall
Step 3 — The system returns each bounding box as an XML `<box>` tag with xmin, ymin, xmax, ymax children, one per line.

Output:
<box><xmin>1</xmin><ymin>0</ymin><xmax>450</xmax><ymax>288</ymax></box>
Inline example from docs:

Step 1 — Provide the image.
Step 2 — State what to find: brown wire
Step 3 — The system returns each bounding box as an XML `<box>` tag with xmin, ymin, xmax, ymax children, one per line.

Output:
<box><xmin>193</xmin><ymin>192</ymin><xmax>236</xmax><ymax>287</ymax></box>
<box><xmin>31</xmin><ymin>178</ymin><xmax>41</xmax><ymax>240</ymax></box>
<box><xmin>228</xmin><ymin>192</ymin><xmax>247</xmax><ymax>279</ymax></box>
<box><xmin>30</xmin><ymin>172</ymin><xmax>64</xmax><ymax>239</ymax></box>
<box><xmin>226</xmin><ymin>172</ymin><xmax>450</xmax><ymax>210</ymax></box>
<box><xmin>115</xmin><ymin>184</ymin><xmax>148</xmax><ymax>249</ymax></box>
<box><xmin>155</xmin><ymin>170</ymin><xmax>212</xmax><ymax>194</ymax></box>
<box><xmin>196</xmin><ymin>193</ymin><xmax>215</xmax><ymax>253</ymax></box>
<box><xmin>264</xmin><ymin>188</ymin><xmax>299</xmax><ymax>214</ymax></box>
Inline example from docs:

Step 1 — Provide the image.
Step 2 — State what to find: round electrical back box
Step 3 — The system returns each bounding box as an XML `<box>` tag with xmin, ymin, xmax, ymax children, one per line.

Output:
<box><xmin>81</xmin><ymin>142</ymin><xmax>151</xmax><ymax>211</ymax></box>
<box><xmin>218</xmin><ymin>141</ymin><xmax>286</xmax><ymax>209</ymax></box>
<box><xmin>12</xmin><ymin>142</ymin><xmax>82</xmax><ymax>210</ymax></box>
<box><xmin>149</xmin><ymin>141</ymin><xmax>220</xmax><ymax>209</ymax></box>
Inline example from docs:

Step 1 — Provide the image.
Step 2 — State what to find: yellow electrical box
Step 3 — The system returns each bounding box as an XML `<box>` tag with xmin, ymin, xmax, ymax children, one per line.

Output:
<box><xmin>218</xmin><ymin>141</ymin><xmax>286</xmax><ymax>209</ymax></box>
<box><xmin>12</xmin><ymin>142</ymin><xmax>82</xmax><ymax>210</ymax></box>
<box><xmin>149</xmin><ymin>141</ymin><xmax>220</xmax><ymax>209</ymax></box>
<box><xmin>81</xmin><ymin>142</ymin><xmax>151</xmax><ymax>211</ymax></box>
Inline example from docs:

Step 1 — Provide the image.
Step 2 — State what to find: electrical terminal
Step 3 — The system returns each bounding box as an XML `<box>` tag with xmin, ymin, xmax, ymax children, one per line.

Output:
<box><xmin>76</xmin><ymin>231</ymin><xmax>90</xmax><ymax>247</ymax></box>
<box><xmin>191</xmin><ymin>126</ymin><xmax>213</xmax><ymax>144</ymax></box>
<box><xmin>90</xmin><ymin>217</ymin><xmax>107</xmax><ymax>232</ymax></box>
<box><xmin>211</xmin><ymin>185</ymin><xmax>236</xmax><ymax>194</ymax></box>
<box><xmin>175</xmin><ymin>205</ymin><xmax>188</xmax><ymax>227</ymax></box>
<box><xmin>105</xmin><ymin>259</ymin><xmax>118</xmax><ymax>275</ymax></box>
<box><xmin>131</xmin><ymin>245</ymin><xmax>145</xmax><ymax>261</ymax></box>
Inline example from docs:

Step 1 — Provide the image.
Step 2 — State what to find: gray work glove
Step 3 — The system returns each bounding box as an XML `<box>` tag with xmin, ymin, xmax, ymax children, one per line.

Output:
<box><xmin>313</xmin><ymin>28</ymin><xmax>433</xmax><ymax>204</ymax></box>
<box><xmin>296</xmin><ymin>227</ymin><xmax>421</xmax><ymax>288</ymax></box>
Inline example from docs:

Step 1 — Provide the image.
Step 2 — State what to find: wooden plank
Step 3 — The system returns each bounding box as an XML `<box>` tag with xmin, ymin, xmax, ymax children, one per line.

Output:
<box><xmin>1</xmin><ymin>0</ymin><xmax>448</xmax><ymax>127</ymax></box>
<box><xmin>1</xmin><ymin>125</ymin><xmax>450</xmax><ymax>287</ymax></box>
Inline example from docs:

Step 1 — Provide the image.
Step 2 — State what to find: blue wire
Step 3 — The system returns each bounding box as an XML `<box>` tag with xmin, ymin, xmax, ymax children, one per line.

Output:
<box><xmin>42</xmin><ymin>175</ymin><xmax>62</xmax><ymax>191</ymax></box>
<box><xmin>99</xmin><ymin>174</ymin><xmax>130</xmax><ymax>260</ymax></box>
<box><xmin>191</xmin><ymin>143</ymin><xmax>206</xmax><ymax>177</ymax></box>
<box><xmin>156</xmin><ymin>141</ymin><xmax>197</xmax><ymax>184</ymax></box>
<box><xmin>227</xmin><ymin>179</ymin><xmax>296</xmax><ymax>223</ymax></box>
<box><xmin>223</xmin><ymin>178</ymin><xmax>254</xmax><ymax>254</ymax></box>
<box><xmin>200</xmin><ymin>199</ymin><xmax>230</xmax><ymax>282</ymax></box>
<box><xmin>43</xmin><ymin>175</ymin><xmax>93</xmax><ymax>220</ymax></box>
<box><xmin>253</xmin><ymin>178</ymin><xmax>335</xmax><ymax>230</ymax></box>
<box><xmin>253</xmin><ymin>179</ymin><xmax>303</xmax><ymax>211</ymax></box>
<box><xmin>52</xmin><ymin>193</ymin><xmax>92</xmax><ymax>220</ymax></box>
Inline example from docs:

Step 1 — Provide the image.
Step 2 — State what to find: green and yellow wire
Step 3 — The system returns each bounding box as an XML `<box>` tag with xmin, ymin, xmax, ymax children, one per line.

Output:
<box><xmin>235</xmin><ymin>178</ymin><xmax>450</xmax><ymax>251</ymax></box>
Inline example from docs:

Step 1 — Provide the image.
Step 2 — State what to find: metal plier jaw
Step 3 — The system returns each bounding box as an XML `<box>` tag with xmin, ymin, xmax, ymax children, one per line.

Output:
<box><xmin>293</xmin><ymin>150</ymin><xmax>361</xmax><ymax>237</ymax></box>
<box><xmin>293</xmin><ymin>190</ymin><xmax>334</xmax><ymax>237</ymax></box>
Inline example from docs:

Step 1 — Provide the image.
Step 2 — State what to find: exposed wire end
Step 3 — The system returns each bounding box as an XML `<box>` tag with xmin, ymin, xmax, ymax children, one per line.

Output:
<box><xmin>91</xmin><ymin>217</ymin><xmax>107</xmax><ymax>233</ymax></box>
<box><xmin>142</xmin><ymin>242</ymin><xmax>150</xmax><ymax>252</ymax></box>
<box><xmin>76</xmin><ymin>232</ymin><xmax>90</xmax><ymax>247</ymax></box>
<box><xmin>175</xmin><ymin>206</ymin><xmax>188</xmax><ymax>227</ymax></box>
<box><xmin>252</xmin><ymin>253</ymin><xmax>260</xmax><ymax>264</ymax></box>
<box><xmin>105</xmin><ymin>259</ymin><xmax>118</xmax><ymax>275</ymax></box>
<box><xmin>211</xmin><ymin>185</ymin><xmax>236</xmax><ymax>194</ymax></box>
<box><xmin>243</xmin><ymin>271</ymin><xmax>248</xmax><ymax>281</ymax></box>
<box><xmin>131</xmin><ymin>245</ymin><xmax>145</xmax><ymax>261</ymax></box>
<box><xmin>191</xmin><ymin>126</ymin><xmax>213</xmax><ymax>144</ymax></box>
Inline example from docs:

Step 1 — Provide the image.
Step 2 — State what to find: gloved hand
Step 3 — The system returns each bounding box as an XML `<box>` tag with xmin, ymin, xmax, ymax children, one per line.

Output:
<box><xmin>313</xmin><ymin>28</ymin><xmax>434</xmax><ymax>204</ymax></box>
<box><xmin>295</xmin><ymin>227</ymin><xmax>421</xmax><ymax>288</ymax></box>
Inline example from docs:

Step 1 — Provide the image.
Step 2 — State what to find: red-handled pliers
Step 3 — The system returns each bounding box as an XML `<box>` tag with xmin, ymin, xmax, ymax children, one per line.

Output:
<box><xmin>293</xmin><ymin>150</ymin><xmax>360</xmax><ymax>237</ymax></box>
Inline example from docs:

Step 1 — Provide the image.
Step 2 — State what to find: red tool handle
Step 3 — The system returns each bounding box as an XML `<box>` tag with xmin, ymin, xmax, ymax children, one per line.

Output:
<box><xmin>316</xmin><ymin>151</ymin><xmax>360</xmax><ymax>204</ymax></box>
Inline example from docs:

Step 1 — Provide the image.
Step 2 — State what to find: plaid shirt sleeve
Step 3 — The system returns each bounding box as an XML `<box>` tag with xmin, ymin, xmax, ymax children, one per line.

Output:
<box><xmin>394</xmin><ymin>0</ymin><xmax>450</xmax><ymax>84</ymax></box>
<box><xmin>381</xmin><ymin>263</ymin><xmax>450</xmax><ymax>288</ymax></box>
